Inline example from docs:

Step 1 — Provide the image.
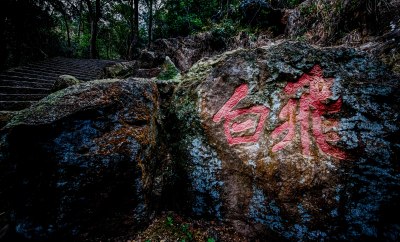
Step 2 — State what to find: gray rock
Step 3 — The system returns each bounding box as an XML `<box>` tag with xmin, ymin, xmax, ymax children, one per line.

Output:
<box><xmin>0</xmin><ymin>78</ymin><xmax>160</xmax><ymax>241</ymax></box>
<box><xmin>172</xmin><ymin>41</ymin><xmax>400</xmax><ymax>241</ymax></box>
<box><xmin>0</xmin><ymin>111</ymin><xmax>15</xmax><ymax>129</ymax></box>
<box><xmin>103</xmin><ymin>61</ymin><xmax>138</xmax><ymax>78</ymax></box>
<box><xmin>51</xmin><ymin>75</ymin><xmax>81</xmax><ymax>92</ymax></box>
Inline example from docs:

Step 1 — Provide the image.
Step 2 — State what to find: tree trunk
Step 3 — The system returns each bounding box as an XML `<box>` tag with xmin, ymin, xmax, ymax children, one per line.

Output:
<box><xmin>134</xmin><ymin>0</ymin><xmax>139</xmax><ymax>38</ymax></box>
<box><xmin>148</xmin><ymin>0</ymin><xmax>153</xmax><ymax>48</ymax></box>
<box><xmin>0</xmin><ymin>4</ymin><xmax>7</xmax><ymax>70</ymax></box>
<box><xmin>129</xmin><ymin>0</ymin><xmax>139</xmax><ymax>59</ymax></box>
<box><xmin>78</xmin><ymin>0</ymin><xmax>83</xmax><ymax>39</ymax></box>
<box><xmin>226</xmin><ymin>0</ymin><xmax>230</xmax><ymax>17</ymax></box>
<box><xmin>63</xmin><ymin>13</ymin><xmax>71</xmax><ymax>47</ymax></box>
<box><xmin>90</xmin><ymin>20</ymin><xmax>98</xmax><ymax>58</ymax></box>
<box><xmin>86</xmin><ymin>0</ymin><xmax>100</xmax><ymax>59</ymax></box>
<box><xmin>220</xmin><ymin>0</ymin><xmax>229</xmax><ymax>18</ymax></box>
<box><xmin>106</xmin><ymin>32</ymin><xmax>110</xmax><ymax>59</ymax></box>
<box><xmin>128</xmin><ymin>0</ymin><xmax>134</xmax><ymax>58</ymax></box>
<box><xmin>129</xmin><ymin>0</ymin><xmax>134</xmax><ymax>37</ymax></box>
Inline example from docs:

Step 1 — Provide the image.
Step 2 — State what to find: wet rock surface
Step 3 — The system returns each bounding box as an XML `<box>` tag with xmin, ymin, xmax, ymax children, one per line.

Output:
<box><xmin>172</xmin><ymin>41</ymin><xmax>400</xmax><ymax>241</ymax></box>
<box><xmin>0</xmin><ymin>78</ymin><xmax>160</xmax><ymax>241</ymax></box>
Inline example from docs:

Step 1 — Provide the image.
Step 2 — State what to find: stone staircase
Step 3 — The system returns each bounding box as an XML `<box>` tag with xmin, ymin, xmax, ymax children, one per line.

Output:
<box><xmin>0</xmin><ymin>57</ymin><xmax>118</xmax><ymax>112</ymax></box>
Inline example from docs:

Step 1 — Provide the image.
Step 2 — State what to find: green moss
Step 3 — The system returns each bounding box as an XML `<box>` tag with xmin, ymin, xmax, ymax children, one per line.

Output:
<box><xmin>157</xmin><ymin>57</ymin><xmax>181</xmax><ymax>81</ymax></box>
<box><xmin>5</xmin><ymin>79</ymin><xmax>121</xmax><ymax>129</ymax></box>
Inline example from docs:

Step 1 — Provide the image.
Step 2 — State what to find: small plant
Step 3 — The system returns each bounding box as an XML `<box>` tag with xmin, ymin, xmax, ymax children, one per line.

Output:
<box><xmin>207</xmin><ymin>238</ymin><xmax>216</xmax><ymax>242</ymax></box>
<box><xmin>288</xmin><ymin>0</ymin><xmax>301</xmax><ymax>8</ymax></box>
<box><xmin>166</xmin><ymin>216</ymin><xmax>174</xmax><ymax>226</ymax></box>
<box><xmin>300</xmin><ymin>2</ymin><xmax>317</xmax><ymax>16</ymax></box>
<box><xmin>181</xmin><ymin>224</ymin><xmax>193</xmax><ymax>240</ymax></box>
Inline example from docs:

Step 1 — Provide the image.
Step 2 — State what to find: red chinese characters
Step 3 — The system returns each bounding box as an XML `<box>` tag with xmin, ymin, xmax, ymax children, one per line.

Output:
<box><xmin>212</xmin><ymin>65</ymin><xmax>346</xmax><ymax>159</ymax></box>
<box><xmin>271</xmin><ymin>65</ymin><xmax>346</xmax><ymax>159</ymax></box>
<box><xmin>213</xmin><ymin>84</ymin><xmax>270</xmax><ymax>145</ymax></box>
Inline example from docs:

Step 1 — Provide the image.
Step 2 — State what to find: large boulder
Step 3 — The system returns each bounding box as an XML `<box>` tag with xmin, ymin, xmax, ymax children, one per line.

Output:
<box><xmin>103</xmin><ymin>61</ymin><xmax>138</xmax><ymax>78</ymax></box>
<box><xmin>151</xmin><ymin>32</ymin><xmax>231</xmax><ymax>72</ymax></box>
<box><xmin>172</xmin><ymin>41</ymin><xmax>400</xmax><ymax>240</ymax></box>
<box><xmin>51</xmin><ymin>75</ymin><xmax>81</xmax><ymax>92</ymax></box>
<box><xmin>0</xmin><ymin>78</ymin><xmax>160</xmax><ymax>241</ymax></box>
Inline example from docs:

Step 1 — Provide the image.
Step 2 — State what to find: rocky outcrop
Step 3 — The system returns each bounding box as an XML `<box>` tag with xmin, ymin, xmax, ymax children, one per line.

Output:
<box><xmin>151</xmin><ymin>32</ymin><xmax>232</xmax><ymax>72</ymax></box>
<box><xmin>51</xmin><ymin>75</ymin><xmax>81</xmax><ymax>92</ymax></box>
<box><xmin>1</xmin><ymin>41</ymin><xmax>399</xmax><ymax>241</ymax></box>
<box><xmin>0</xmin><ymin>111</ymin><xmax>14</xmax><ymax>129</ymax></box>
<box><xmin>172</xmin><ymin>41</ymin><xmax>400</xmax><ymax>241</ymax></box>
<box><xmin>149</xmin><ymin>31</ymin><xmax>278</xmax><ymax>73</ymax></box>
<box><xmin>284</xmin><ymin>0</ymin><xmax>400</xmax><ymax>46</ymax></box>
<box><xmin>103</xmin><ymin>61</ymin><xmax>138</xmax><ymax>78</ymax></box>
<box><xmin>0</xmin><ymin>78</ymin><xmax>160</xmax><ymax>241</ymax></box>
<box><xmin>103</xmin><ymin>51</ymin><xmax>166</xmax><ymax>79</ymax></box>
<box><xmin>359</xmin><ymin>29</ymin><xmax>400</xmax><ymax>74</ymax></box>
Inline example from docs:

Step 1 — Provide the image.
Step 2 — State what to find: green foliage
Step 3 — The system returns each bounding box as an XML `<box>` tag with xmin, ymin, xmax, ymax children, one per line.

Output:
<box><xmin>208</xmin><ymin>19</ymin><xmax>239</xmax><ymax>50</ymax></box>
<box><xmin>154</xmin><ymin>0</ymin><xmax>212</xmax><ymax>38</ymax></box>
<box><xmin>166</xmin><ymin>216</ymin><xmax>174</xmax><ymax>226</ymax></box>
<box><xmin>181</xmin><ymin>224</ymin><xmax>193</xmax><ymax>240</ymax></box>
<box><xmin>162</xmin><ymin>215</ymin><xmax>194</xmax><ymax>241</ymax></box>
<box><xmin>0</xmin><ymin>0</ymin><xmax>64</xmax><ymax>69</ymax></box>
<box><xmin>207</xmin><ymin>238</ymin><xmax>216</xmax><ymax>242</ymax></box>
<box><xmin>158</xmin><ymin>61</ymin><xmax>180</xmax><ymax>80</ymax></box>
<box><xmin>153</xmin><ymin>0</ymin><xmax>220</xmax><ymax>38</ymax></box>
<box><xmin>299</xmin><ymin>2</ymin><xmax>317</xmax><ymax>16</ymax></box>
<box><xmin>287</xmin><ymin>0</ymin><xmax>302</xmax><ymax>8</ymax></box>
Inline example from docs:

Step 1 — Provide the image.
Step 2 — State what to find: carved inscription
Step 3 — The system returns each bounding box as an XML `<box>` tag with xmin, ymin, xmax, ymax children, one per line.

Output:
<box><xmin>212</xmin><ymin>65</ymin><xmax>346</xmax><ymax>159</ymax></box>
<box><xmin>213</xmin><ymin>84</ymin><xmax>270</xmax><ymax>145</ymax></box>
<box><xmin>271</xmin><ymin>65</ymin><xmax>346</xmax><ymax>159</ymax></box>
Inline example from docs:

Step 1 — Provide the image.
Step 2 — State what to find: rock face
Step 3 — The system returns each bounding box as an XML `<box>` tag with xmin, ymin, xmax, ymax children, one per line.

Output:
<box><xmin>0</xmin><ymin>78</ymin><xmax>159</xmax><ymax>240</ymax></box>
<box><xmin>1</xmin><ymin>41</ymin><xmax>399</xmax><ymax>241</ymax></box>
<box><xmin>103</xmin><ymin>53</ymin><xmax>164</xmax><ymax>79</ymax></box>
<box><xmin>172</xmin><ymin>41</ymin><xmax>400</xmax><ymax>240</ymax></box>
<box><xmin>151</xmin><ymin>32</ymin><xmax>230</xmax><ymax>72</ymax></box>
<box><xmin>103</xmin><ymin>61</ymin><xmax>138</xmax><ymax>78</ymax></box>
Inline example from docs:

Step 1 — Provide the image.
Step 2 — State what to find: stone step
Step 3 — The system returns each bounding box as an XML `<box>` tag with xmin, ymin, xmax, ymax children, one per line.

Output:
<box><xmin>14</xmin><ymin>67</ymin><xmax>92</xmax><ymax>80</ymax></box>
<box><xmin>0</xmin><ymin>101</ymin><xmax>35</xmax><ymax>111</ymax></box>
<box><xmin>29</xmin><ymin>59</ymin><xmax>109</xmax><ymax>67</ymax></box>
<box><xmin>12</xmin><ymin>69</ymin><xmax>91</xmax><ymax>82</ymax></box>
<box><xmin>0</xmin><ymin>94</ymin><xmax>47</xmax><ymax>101</ymax></box>
<box><xmin>0</xmin><ymin>86</ymin><xmax>50</xmax><ymax>94</ymax></box>
<box><xmin>0</xmin><ymin>74</ymin><xmax>55</xmax><ymax>84</ymax></box>
<box><xmin>0</xmin><ymin>80</ymin><xmax>52</xmax><ymax>89</ymax></box>
<box><xmin>0</xmin><ymin>57</ymin><xmax>121</xmax><ymax>111</ymax></box>
<box><xmin>26</xmin><ymin>63</ymin><xmax>102</xmax><ymax>76</ymax></box>
<box><xmin>4</xmin><ymin>70</ymin><xmax>59</xmax><ymax>80</ymax></box>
